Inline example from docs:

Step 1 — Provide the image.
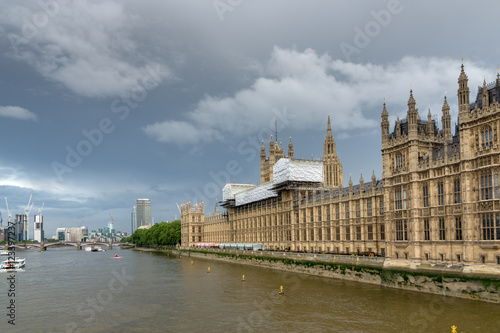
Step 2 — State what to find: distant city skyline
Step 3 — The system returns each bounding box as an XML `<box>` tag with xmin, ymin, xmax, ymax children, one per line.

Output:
<box><xmin>0</xmin><ymin>1</ymin><xmax>498</xmax><ymax>233</ymax></box>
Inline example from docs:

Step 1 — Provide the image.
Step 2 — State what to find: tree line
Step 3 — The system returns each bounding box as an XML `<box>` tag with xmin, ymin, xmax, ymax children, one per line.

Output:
<box><xmin>121</xmin><ymin>220</ymin><xmax>181</xmax><ymax>246</ymax></box>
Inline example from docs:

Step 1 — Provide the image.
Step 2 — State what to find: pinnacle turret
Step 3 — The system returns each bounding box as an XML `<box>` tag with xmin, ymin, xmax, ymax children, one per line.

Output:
<box><xmin>288</xmin><ymin>136</ymin><xmax>294</xmax><ymax>158</ymax></box>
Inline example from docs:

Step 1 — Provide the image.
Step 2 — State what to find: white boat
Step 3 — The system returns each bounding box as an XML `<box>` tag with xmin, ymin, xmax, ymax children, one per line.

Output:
<box><xmin>85</xmin><ymin>246</ymin><xmax>105</xmax><ymax>252</ymax></box>
<box><xmin>0</xmin><ymin>258</ymin><xmax>25</xmax><ymax>270</ymax></box>
<box><xmin>0</xmin><ymin>250</ymin><xmax>9</xmax><ymax>256</ymax></box>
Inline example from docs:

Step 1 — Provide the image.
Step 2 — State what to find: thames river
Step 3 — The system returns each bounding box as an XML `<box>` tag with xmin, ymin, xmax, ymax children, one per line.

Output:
<box><xmin>0</xmin><ymin>247</ymin><xmax>498</xmax><ymax>332</ymax></box>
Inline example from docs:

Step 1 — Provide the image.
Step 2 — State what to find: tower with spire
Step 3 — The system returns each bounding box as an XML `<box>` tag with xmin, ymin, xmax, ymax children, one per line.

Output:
<box><xmin>458</xmin><ymin>61</ymin><xmax>470</xmax><ymax>120</ymax></box>
<box><xmin>322</xmin><ymin>114</ymin><xmax>343</xmax><ymax>188</ymax></box>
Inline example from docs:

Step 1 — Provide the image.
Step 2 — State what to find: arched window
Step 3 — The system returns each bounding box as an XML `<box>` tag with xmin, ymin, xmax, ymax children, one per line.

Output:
<box><xmin>482</xmin><ymin>126</ymin><xmax>493</xmax><ymax>148</ymax></box>
<box><xmin>395</xmin><ymin>153</ymin><xmax>404</xmax><ymax>169</ymax></box>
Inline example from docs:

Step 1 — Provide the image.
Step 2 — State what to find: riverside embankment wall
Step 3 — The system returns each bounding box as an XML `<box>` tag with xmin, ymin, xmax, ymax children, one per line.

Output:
<box><xmin>134</xmin><ymin>246</ymin><xmax>500</xmax><ymax>304</ymax></box>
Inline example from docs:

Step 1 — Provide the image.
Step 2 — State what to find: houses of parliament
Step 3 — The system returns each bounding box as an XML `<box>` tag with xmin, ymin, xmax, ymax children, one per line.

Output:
<box><xmin>181</xmin><ymin>65</ymin><xmax>500</xmax><ymax>266</ymax></box>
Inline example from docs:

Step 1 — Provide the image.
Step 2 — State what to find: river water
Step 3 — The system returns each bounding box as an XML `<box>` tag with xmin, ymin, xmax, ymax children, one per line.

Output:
<box><xmin>0</xmin><ymin>247</ymin><xmax>498</xmax><ymax>332</ymax></box>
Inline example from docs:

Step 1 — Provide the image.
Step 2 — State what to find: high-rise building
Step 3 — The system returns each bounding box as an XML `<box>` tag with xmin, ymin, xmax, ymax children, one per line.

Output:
<box><xmin>131</xmin><ymin>206</ymin><xmax>137</xmax><ymax>234</ymax></box>
<box><xmin>33</xmin><ymin>214</ymin><xmax>44</xmax><ymax>242</ymax></box>
<box><xmin>136</xmin><ymin>199</ymin><xmax>151</xmax><ymax>228</ymax></box>
<box><xmin>15</xmin><ymin>214</ymin><xmax>27</xmax><ymax>241</ymax></box>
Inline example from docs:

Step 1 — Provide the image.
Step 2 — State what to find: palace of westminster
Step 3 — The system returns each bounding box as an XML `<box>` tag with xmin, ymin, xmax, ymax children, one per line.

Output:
<box><xmin>181</xmin><ymin>65</ymin><xmax>500</xmax><ymax>266</ymax></box>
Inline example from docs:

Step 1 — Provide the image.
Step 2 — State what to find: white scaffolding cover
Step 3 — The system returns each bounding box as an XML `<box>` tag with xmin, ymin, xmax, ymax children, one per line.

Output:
<box><xmin>272</xmin><ymin>158</ymin><xmax>324</xmax><ymax>185</ymax></box>
<box><xmin>222</xmin><ymin>184</ymin><xmax>257</xmax><ymax>201</ymax></box>
<box><xmin>235</xmin><ymin>182</ymin><xmax>277</xmax><ymax>206</ymax></box>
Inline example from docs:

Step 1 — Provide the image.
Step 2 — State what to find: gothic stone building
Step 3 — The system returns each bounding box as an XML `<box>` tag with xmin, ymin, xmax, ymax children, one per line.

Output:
<box><xmin>181</xmin><ymin>66</ymin><xmax>500</xmax><ymax>266</ymax></box>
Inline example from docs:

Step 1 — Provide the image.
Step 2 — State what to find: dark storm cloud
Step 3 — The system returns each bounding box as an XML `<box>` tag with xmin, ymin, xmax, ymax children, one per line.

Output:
<box><xmin>0</xmin><ymin>0</ymin><xmax>498</xmax><ymax>234</ymax></box>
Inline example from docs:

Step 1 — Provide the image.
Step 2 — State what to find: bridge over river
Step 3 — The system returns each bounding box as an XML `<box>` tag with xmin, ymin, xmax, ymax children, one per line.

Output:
<box><xmin>0</xmin><ymin>241</ymin><xmax>132</xmax><ymax>251</ymax></box>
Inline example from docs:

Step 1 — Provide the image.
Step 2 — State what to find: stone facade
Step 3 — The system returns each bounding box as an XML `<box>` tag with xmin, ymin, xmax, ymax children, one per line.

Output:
<box><xmin>382</xmin><ymin>65</ymin><xmax>500</xmax><ymax>265</ymax></box>
<box><xmin>181</xmin><ymin>65</ymin><xmax>500</xmax><ymax>267</ymax></box>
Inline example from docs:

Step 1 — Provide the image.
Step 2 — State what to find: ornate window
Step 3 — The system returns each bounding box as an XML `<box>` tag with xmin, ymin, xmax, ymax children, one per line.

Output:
<box><xmin>356</xmin><ymin>203</ymin><xmax>360</xmax><ymax>218</ymax></box>
<box><xmin>395</xmin><ymin>186</ymin><xmax>406</xmax><ymax>210</ymax></box>
<box><xmin>345</xmin><ymin>203</ymin><xmax>350</xmax><ymax>219</ymax></box>
<box><xmin>396</xmin><ymin>153</ymin><xmax>405</xmax><ymax>169</ymax></box>
<box><xmin>424</xmin><ymin>219</ymin><xmax>430</xmax><ymax>241</ymax></box>
<box><xmin>380</xmin><ymin>224</ymin><xmax>385</xmax><ymax>240</ymax></box>
<box><xmin>480</xmin><ymin>170</ymin><xmax>499</xmax><ymax>200</ymax></box>
<box><xmin>367</xmin><ymin>201</ymin><xmax>372</xmax><ymax>217</ymax></box>
<box><xmin>423</xmin><ymin>184</ymin><xmax>429</xmax><ymax>207</ymax></box>
<box><xmin>482</xmin><ymin>213</ymin><xmax>500</xmax><ymax>240</ymax></box>
<box><xmin>455</xmin><ymin>217</ymin><xmax>462</xmax><ymax>241</ymax></box>
<box><xmin>437</xmin><ymin>182</ymin><xmax>444</xmax><ymax>205</ymax></box>
<box><xmin>482</xmin><ymin>126</ymin><xmax>493</xmax><ymax>148</ymax></box>
<box><xmin>367</xmin><ymin>225</ymin><xmax>373</xmax><ymax>240</ymax></box>
<box><xmin>396</xmin><ymin>220</ymin><xmax>407</xmax><ymax>241</ymax></box>
<box><xmin>439</xmin><ymin>218</ymin><xmax>446</xmax><ymax>240</ymax></box>
<box><xmin>454</xmin><ymin>179</ymin><xmax>461</xmax><ymax>204</ymax></box>
<box><xmin>356</xmin><ymin>226</ymin><xmax>361</xmax><ymax>240</ymax></box>
<box><xmin>380</xmin><ymin>199</ymin><xmax>384</xmax><ymax>215</ymax></box>
<box><xmin>345</xmin><ymin>226</ymin><xmax>350</xmax><ymax>241</ymax></box>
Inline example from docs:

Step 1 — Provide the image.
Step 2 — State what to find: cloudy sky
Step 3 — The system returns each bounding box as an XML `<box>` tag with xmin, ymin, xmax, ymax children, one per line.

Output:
<box><xmin>0</xmin><ymin>0</ymin><xmax>498</xmax><ymax>236</ymax></box>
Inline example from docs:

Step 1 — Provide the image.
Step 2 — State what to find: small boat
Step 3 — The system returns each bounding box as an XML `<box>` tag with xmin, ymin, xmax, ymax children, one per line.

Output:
<box><xmin>0</xmin><ymin>258</ymin><xmax>25</xmax><ymax>270</ymax></box>
<box><xmin>86</xmin><ymin>246</ymin><xmax>105</xmax><ymax>252</ymax></box>
<box><xmin>0</xmin><ymin>250</ymin><xmax>9</xmax><ymax>256</ymax></box>
<box><xmin>113</xmin><ymin>254</ymin><xmax>120</xmax><ymax>258</ymax></box>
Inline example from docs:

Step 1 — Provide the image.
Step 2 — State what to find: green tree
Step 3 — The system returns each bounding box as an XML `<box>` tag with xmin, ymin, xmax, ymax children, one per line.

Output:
<box><xmin>126</xmin><ymin>220</ymin><xmax>181</xmax><ymax>246</ymax></box>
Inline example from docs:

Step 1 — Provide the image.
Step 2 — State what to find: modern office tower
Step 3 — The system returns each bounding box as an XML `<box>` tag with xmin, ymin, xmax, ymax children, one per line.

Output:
<box><xmin>108</xmin><ymin>221</ymin><xmax>114</xmax><ymax>233</ymax></box>
<box><xmin>34</xmin><ymin>214</ymin><xmax>44</xmax><ymax>242</ymax></box>
<box><xmin>56</xmin><ymin>227</ymin><xmax>66</xmax><ymax>241</ymax></box>
<box><xmin>15</xmin><ymin>214</ymin><xmax>27</xmax><ymax>241</ymax></box>
<box><xmin>131</xmin><ymin>206</ymin><xmax>137</xmax><ymax>234</ymax></box>
<box><xmin>136</xmin><ymin>199</ymin><xmax>151</xmax><ymax>228</ymax></box>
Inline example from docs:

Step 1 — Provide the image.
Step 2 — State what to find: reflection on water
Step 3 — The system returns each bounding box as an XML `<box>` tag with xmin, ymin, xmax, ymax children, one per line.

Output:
<box><xmin>0</xmin><ymin>247</ymin><xmax>497</xmax><ymax>333</ymax></box>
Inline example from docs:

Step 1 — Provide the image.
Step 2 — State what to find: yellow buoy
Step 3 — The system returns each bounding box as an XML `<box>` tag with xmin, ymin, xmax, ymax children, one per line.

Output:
<box><xmin>207</xmin><ymin>267</ymin><xmax>211</xmax><ymax>273</ymax></box>
<box><xmin>191</xmin><ymin>260</ymin><xmax>194</xmax><ymax>265</ymax></box>
<box><xmin>279</xmin><ymin>285</ymin><xmax>284</xmax><ymax>294</ymax></box>
<box><xmin>451</xmin><ymin>326</ymin><xmax>457</xmax><ymax>333</ymax></box>
<box><xmin>242</xmin><ymin>275</ymin><xmax>245</xmax><ymax>281</ymax></box>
